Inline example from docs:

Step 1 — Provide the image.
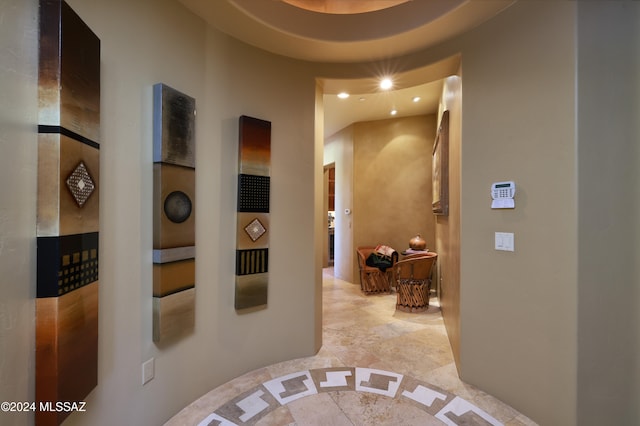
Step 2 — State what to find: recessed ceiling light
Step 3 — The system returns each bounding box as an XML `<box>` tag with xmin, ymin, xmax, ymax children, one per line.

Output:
<box><xmin>380</xmin><ymin>78</ymin><xmax>393</xmax><ymax>90</ymax></box>
<box><xmin>337</xmin><ymin>92</ymin><xmax>349</xmax><ymax>99</ymax></box>
<box><xmin>359</xmin><ymin>97</ymin><xmax>366</xmax><ymax>102</ymax></box>
<box><xmin>390</xmin><ymin>109</ymin><xmax>398</xmax><ymax>116</ymax></box>
<box><xmin>412</xmin><ymin>96</ymin><xmax>421</xmax><ymax>102</ymax></box>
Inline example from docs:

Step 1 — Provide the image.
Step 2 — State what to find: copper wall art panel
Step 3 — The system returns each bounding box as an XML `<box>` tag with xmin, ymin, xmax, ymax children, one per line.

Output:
<box><xmin>235</xmin><ymin>116</ymin><xmax>271</xmax><ymax>310</ymax></box>
<box><xmin>38</xmin><ymin>0</ymin><xmax>100</xmax><ymax>142</ymax></box>
<box><xmin>152</xmin><ymin>83</ymin><xmax>196</xmax><ymax>342</ymax></box>
<box><xmin>432</xmin><ymin>110</ymin><xmax>449</xmax><ymax>215</ymax></box>
<box><xmin>36</xmin><ymin>1</ymin><xmax>100</xmax><ymax>424</ymax></box>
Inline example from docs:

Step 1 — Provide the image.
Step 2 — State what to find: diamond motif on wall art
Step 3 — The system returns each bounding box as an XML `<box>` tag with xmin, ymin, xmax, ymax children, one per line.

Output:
<box><xmin>66</xmin><ymin>161</ymin><xmax>95</xmax><ymax>207</ymax></box>
<box><xmin>244</xmin><ymin>218</ymin><xmax>266</xmax><ymax>242</ymax></box>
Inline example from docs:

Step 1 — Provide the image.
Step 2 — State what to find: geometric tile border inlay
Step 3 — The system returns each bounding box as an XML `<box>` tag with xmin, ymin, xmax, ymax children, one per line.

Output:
<box><xmin>196</xmin><ymin>367</ymin><xmax>504</xmax><ymax>426</ymax></box>
<box><xmin>66</xmin><ymin>161</ymin><xmax>95</xmax><ymax>207</ymax></box>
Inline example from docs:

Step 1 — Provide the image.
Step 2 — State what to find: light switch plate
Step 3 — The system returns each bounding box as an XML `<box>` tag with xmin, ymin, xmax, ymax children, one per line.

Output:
<box><xmin>495</xmin><ymin>232</ymin><xmax>514</xmax><ymax>251</ymax></box>
<box><xmin>142</xmin><ymin>358</ymin><xmax>155</xmax><ymax>385</ymax></box>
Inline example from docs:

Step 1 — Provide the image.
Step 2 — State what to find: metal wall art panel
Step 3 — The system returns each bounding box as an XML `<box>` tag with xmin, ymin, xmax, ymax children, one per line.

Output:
<box><xmin>152</xmin><ymin>83</ymin><xmax>196</xmax><ymax>342</ymax></box>
<box><xmin>235</xmin><ymin>116</ymin><xmax>271</xmax><ymax>310</ymax></box>
<box><xmin>36</xmin><ymin>1</ymin><xmax>100</xmax><ymax>424</ymax></box>
<box><xmin>432</xmin><ymin>110</ymin><xmax>449</xmax><ymax>215</ymax></box>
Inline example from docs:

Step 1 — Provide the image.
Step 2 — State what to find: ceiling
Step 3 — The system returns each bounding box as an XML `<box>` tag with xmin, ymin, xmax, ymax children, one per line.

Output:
<box><xmin>177</xmin><ymin>0</ymin><xmax>515</xmax><ymax>136</ymax></box>
<box><xmin>281</xmin><ymin>0</ymin><xmax>411</xmax><ymax>15</ymax></box>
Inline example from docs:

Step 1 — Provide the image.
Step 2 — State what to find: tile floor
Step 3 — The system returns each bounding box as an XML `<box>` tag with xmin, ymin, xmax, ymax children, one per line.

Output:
<box><xmin>166</xmin><ymin>268</ymin><xmax>537</xmax><ymax>425</ymax></box>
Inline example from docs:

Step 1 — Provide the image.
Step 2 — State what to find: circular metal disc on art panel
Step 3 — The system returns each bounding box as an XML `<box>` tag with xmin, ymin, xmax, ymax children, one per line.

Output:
<box><xmin>164</xmin><ymin>191</ymin><xmax>192</xmax><ymax>223</ymax></box>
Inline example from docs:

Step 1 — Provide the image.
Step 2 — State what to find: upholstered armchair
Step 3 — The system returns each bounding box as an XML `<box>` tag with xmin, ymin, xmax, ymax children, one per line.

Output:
<box><xmin>356</xmin><ymin>246</ymin><xmax>398</xmax><ymax>294</ymax></box>
<box><xmin>393</xmin><ymin>252</ymin><xmax>437</xmax><ymax>312</ymax></box>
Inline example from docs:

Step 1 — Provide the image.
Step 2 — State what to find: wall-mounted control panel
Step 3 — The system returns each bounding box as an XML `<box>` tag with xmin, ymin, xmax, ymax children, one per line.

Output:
<box><xmin>491</xmin><ymin>181</ymin><xmax>515</xmax><ymax>209</ymax></box>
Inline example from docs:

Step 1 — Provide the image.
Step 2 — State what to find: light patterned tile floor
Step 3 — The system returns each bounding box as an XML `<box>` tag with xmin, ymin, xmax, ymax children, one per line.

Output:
<box><xmin>166</xmin><ymin>269</ymin><xmax>538</xmax><ymax>426</ymax></box>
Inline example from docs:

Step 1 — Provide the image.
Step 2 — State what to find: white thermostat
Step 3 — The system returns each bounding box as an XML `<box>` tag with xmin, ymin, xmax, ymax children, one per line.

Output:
<box><xmin>491</xmin><ymin>181</ymin><xmax>515</xmax><ymax>209</ymax></box>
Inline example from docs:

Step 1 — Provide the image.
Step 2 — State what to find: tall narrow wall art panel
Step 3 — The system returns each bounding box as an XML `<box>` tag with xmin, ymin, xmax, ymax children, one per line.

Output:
<box><xmin>36</xmin><ymin>1</ymin><xmax>100</xmax><ymax>424</ymax></box>
<box><xmin>236</xmin><ymin>116</ymin><xmax>271</xmax><ymax>310</ymax></box>
<box><xmin>153</xmin><ymin>83</ymin><xmax>196</xmax><ymax>342</ymax></box>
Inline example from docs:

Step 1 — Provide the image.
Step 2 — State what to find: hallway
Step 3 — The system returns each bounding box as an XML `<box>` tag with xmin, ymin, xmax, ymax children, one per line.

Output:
<box><xmin>167</xmin><ymin>269</ymin><xmax>536</xmax><ymax>425</ymax></box>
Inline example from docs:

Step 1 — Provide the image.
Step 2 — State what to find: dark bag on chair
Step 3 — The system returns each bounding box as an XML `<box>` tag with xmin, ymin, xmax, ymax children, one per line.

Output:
<box><xmin>366</xmin><ymin>253</ymin><xmax>393</xmax><ymax>272</ymax></box>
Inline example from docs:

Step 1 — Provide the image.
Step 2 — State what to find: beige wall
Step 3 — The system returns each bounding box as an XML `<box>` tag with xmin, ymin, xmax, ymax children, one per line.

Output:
<box><xmin>576</xmin><ymin>3</ymin><xmax>640</xmax><ymax>424</ymax></box>
<box><xmin>324</xmin><ymin>126</ymin><xmax>354</xmax><ymax>282</ymax></box>
<box><xmin>0</xmin><ymin>0</ymin><xmax>38</xmax><ymax>425</ymax></box>
<box><xmin>435</xmin><ymin>75</ymin><xmax>463</xmax><ymax>369</ymax></box>
<box><xmin>313</xmin><ymin>82</ymin><xmax>325</xmax><ymax>352</ymax></box>
<box><xmin>456</xmin><ymin>3</ymin><xmax>578</xmax><ymax>424</ymax></box>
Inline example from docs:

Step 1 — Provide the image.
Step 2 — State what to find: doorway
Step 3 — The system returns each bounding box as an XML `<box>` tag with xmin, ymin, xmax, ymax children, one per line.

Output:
<box><xmin>317</xmin><ymin>64</ymin><xmax>463</xmax><ymax>367</ymax></box>
<box><xmin>323</xmin><ymin>165</ymin><xmax>335</xmax><ymax>267</ymax></box>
